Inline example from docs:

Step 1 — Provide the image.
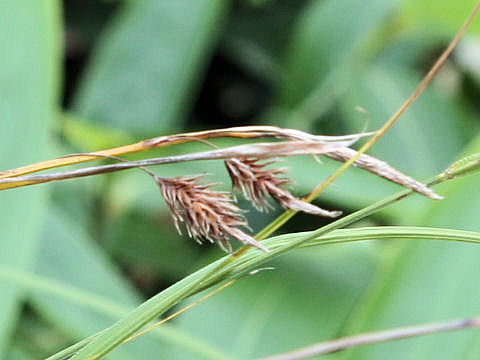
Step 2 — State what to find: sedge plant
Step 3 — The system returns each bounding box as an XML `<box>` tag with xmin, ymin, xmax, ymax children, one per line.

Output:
<box><xmin>1</xmin><ymin>1</ymin><xmax>480</xmax><ymax>359</ymax></box>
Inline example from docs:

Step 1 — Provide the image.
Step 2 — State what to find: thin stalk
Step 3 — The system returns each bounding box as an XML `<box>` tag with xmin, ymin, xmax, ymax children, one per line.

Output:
<box><xmin>257</xmin><ymin>317</ymin><xmax>480</xmax><ymax>360</ymax></box>
<box><xmin>0</xmin><ymin>141</ymin><xmax>343</xmax><ymax>190</ymax></box>
<box><xmin>0</xmin><ymin>143</ymin><xmax>441</xmax><ymax>203</ymax></box>
<box><xmin>254</xmin><ymin>0</ymin><xmax>480</xmax><ymax>240</ymax></box>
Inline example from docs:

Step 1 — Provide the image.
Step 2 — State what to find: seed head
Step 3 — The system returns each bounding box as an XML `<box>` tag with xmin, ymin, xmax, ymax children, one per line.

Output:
<box><xmin>225</xmin><ymin>158</ymin><xmax>342</xmax><ymax>217</ymax></box>
<box><xmin>155</xmin><ymin>175</ymin><xmax>268</xmax><ymax>253</ymax></box>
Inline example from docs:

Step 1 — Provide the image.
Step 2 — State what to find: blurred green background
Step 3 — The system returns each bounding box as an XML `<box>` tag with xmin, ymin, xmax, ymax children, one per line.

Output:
<box><xmin>1</xmin><ymin>0</ymin><xmax>480</xmax><ymax>359</ymax></box>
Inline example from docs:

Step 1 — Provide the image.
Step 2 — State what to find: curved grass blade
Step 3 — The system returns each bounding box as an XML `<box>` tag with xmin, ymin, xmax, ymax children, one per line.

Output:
<box><xmin>65</xmin><ymin>155</ymin><xmax>480</xmax><ymax>359</ymax></box>
<box><xmin>45</xmin><ymin>224</ymin><xmax>480</xmax><ymax>359</ymax></box>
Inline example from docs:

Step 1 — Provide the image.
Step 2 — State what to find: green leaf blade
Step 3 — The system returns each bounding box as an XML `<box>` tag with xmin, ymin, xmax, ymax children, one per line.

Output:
<box><xmin>0</xmin><ymin>1</ymin><xmax>61</xmax><ymax>355</ymax></box>
<box><xmin>73</xmin><ymin>0</ymin><xmax>228</xmax><ymax>135</ymax></box>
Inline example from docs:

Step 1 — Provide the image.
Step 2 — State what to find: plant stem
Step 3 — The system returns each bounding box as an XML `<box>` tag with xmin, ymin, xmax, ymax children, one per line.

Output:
<box><xmin>0</xmin><ymin>141</ymin><xmax>344</xmax><ymax>190</ymax></box>
<box><xmin>257</xmin><ymin>317</ymin><xmax>480</xmax><ymax>360</ymax></box>
<box><xmin>254</xmin><ymin>0</ymin><xmax>480</xmax><ymax>240</ymax></box>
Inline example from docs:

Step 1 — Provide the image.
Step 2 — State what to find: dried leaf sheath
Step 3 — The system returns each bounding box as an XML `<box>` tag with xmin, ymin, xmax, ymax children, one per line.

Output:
<box><xmin>155</xmin><ymin>175</ymin><xmax>268</xmax><ymax>253</ymax></box>
<box><xmin>225</xmin><ymin>158</ymin><xmax>342</xmax><ymax>217</ymax></box>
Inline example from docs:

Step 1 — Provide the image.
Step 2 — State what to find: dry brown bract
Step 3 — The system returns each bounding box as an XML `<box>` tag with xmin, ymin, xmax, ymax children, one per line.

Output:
<box><xmin>225</xmin><ymin>158</ymin><xmax>342</xmax><ymax>217</ymax></box>
<box><xmin>154</xmin><ymin>175</ymin><xmax>268</xmax><ymax>253</ymax></box>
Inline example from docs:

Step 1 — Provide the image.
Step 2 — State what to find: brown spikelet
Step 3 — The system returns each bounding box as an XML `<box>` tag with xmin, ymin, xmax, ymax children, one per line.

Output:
<box><xmin>225</xmin><ymin>158</ymin><xmax>342</xmax><ymax>218</ymax></box>
<box><xmin>154</xmin><ymin>175</ymin><xmax>268</xmax><ymax>253</ymax></box>
<box><xmin>324</xmin><ymin>147</ymin><xmax>443</xmax><ymax>200</ymax></box>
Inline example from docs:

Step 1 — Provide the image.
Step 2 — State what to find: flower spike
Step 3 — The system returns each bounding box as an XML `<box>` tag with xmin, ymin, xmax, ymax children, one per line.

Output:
<box><xmin>225</xmin><ymin>158</ymin><xmax>342</xmax><ymax>217</ymax></box>
<box><xmin>154</xmin><ymin>175</ymin><xmax>268</xmax><ymax>253</ymax></box>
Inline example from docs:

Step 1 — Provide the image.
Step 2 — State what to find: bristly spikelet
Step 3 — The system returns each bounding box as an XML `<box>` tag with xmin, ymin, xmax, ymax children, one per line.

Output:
<box><xmin>154</xmin><ymin>175</ymin><xmax>268</xmax><ymax>253</ymax></box>
<box><xmin>225</xmin><ymin>158</ymin><xmax>342</xmax><ymax>217</ymax></box>
<box><xmin>324</xmin><ymin>147</ymin><xmax>443</xmax><ymax>200</ymax></box>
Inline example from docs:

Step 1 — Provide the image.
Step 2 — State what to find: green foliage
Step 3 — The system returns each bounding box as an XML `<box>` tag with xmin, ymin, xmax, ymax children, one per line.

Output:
<box><xmin>0</xmin><ymin>1</ymin><xmax>61</xmax><ymax>357</ymax></box>
<box><xmin>2</xmin><ymin>0</ymin><xmax>480</xmax><ymax>359</ymax></box>
<box><xmin>278</xmin><ymin>0</ymin><xmax>399</xmax><ymax>119</ymax></box>
<box><xmin>341</xmin><ymin>138</ymin><xmax>480</xmax><ymax>360</ymax></box>
<box><xmin>74</xmin><ymin>0</ymin><xmax>228</xmax><ymax>135</ymax></box>
<box><xmin>402</xmin><ymin>0</ymin><xmax>480</xmax><ymax>35</ymax></box>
